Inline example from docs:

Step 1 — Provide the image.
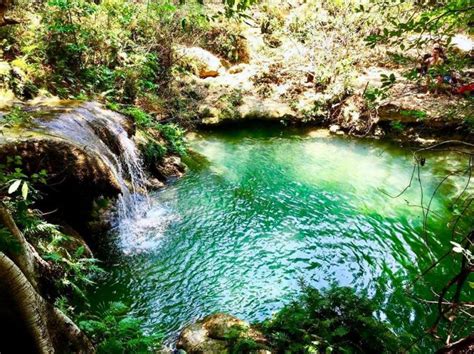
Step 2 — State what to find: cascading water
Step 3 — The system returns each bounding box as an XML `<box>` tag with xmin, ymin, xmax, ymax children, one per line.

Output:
<box><xmin>27</xmin><ymin>101</ymin><xmax>171</xmax><ymax>253</ymax></box>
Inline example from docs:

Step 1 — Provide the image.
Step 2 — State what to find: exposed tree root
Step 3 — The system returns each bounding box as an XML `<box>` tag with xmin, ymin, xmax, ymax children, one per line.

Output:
<box><xmin>0</xmin><ymin>202</ymin><xmax>47</xmax><ymax>288</ymax></box>
<box><xmin>0</xmin><ymin>252</ymin><xmax>94</xmax><ymax>353</ymax></box>
<box><xmin>0</xmin><ymin>204</ymin><xmax>94</xmax><ymax>353</ymax></box>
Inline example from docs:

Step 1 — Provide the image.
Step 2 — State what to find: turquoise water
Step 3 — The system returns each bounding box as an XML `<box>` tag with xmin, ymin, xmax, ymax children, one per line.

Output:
<box><xmin>89</xmin><ymin>127</ymin><xmax>472</xmax><ymax>350</ymax></box>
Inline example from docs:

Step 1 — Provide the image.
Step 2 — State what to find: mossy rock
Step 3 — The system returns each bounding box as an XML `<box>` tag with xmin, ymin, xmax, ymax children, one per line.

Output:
<box><xmin>177</xmin><ymin>313</ymin><xmax>268</xmax><ymax>354</ymax></box>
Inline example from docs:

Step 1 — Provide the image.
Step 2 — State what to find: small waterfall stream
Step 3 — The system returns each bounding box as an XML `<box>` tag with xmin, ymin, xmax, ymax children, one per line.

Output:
<box><xmin>27</xmin><ymin>101</ymin><xmax>168</xmax><ymax>253</ymax></box>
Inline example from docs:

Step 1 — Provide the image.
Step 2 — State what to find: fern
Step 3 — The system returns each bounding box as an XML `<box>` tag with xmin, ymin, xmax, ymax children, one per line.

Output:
<box><xmin>78</xmin><ymin>302</ymin><xmax>163</xmax><ymax>353</ymax></box>
<box><xmin>0</xmin><ymin>227</ymin><xmax>22</xmax><ymax>254</ymax></box>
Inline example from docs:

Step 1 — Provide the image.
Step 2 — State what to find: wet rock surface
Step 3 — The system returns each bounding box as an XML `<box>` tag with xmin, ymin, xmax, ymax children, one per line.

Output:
<box><xmin>0</xmin><ymin>101</ymin><xmax>144</xmax><ymax>234</ymax></box>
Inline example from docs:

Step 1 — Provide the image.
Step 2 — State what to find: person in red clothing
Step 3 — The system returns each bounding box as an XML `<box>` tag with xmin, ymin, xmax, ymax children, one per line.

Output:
<box><xmin>455</xmin><ymin>83</ymin><xmax>474</xmax><ymax>95</ymax></box>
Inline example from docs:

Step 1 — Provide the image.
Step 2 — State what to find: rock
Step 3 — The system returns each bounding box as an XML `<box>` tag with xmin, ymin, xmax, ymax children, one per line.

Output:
<box><xmin>374</xmin><ymin>126</ymin><xmax>385</xmax><ymax>138</ymax></box>
<box><xmin>0</xmin><ymin>60</ymin><xmax>10</xmax><ymax>76</ymax></box>
<box><xmin>198</xmin><ymin>105</ymin><xmax>220</xmax><ymax>119</ymax></box>
<box><xmin>329</xmin><ymin>124</ymin><xmax>341</xmax><ymax>133</ymax></box>
<box><xmin>175</xmin><ymin>46</ymin><xmax>224</xmax><ymax>79</ymax></box>
<box><xmin>0</xmin><ymin>101</ymin><xmax>138</xmax><ymax>233</ymax></box>
<box><xmin>146</xmin><ymin>177</ymin><xmax>165</xmax><ymax>190</ymax></box>
<box><xmin>451</xmin><ymin>34</ymin><xmax>473</xmax><ymax>54</ymax></box>
<box><xmin>341</xmin><ymin>95</ymin><xmax>365</xmax><ymax>125</ymax></box>
<box><xmin>228</xmin><ymin>64</ymin><xmax>247</xmax><ymax>74</ymax></box>
<box><xmin>157</xmin><ymin>156</ymin><xmax>185</xmax><ymax>180</ymax></box>
<box><xmin>201</xmin><ymin>116</ymin><xmax>220</xmax><ymax>125</ymax></box>
<box><xmin>307</xmin><ymin>129</ymin><xmax>330</xmax><ymax>138</ymax></box>
<box><xmin>178</xmin><ymin>323</ymin><xmax>228</xmax><ymax>353</ymax></box>
<box><xmin>177</xmin><ymin>313</ymin><xmax>268</xmax><ymax>354</ymax></box>
<box><xmin>58</xmin><ymin>224</ymin><xmax>94</xmax><ymax>258</ymax></box>
<box><xmin>0</xmin><ymin>88</ymin><xmax>17</xmax><ymax>108</ymax></box>
<box><xmin>238</xmin><ymin>96</ymin><xmax>296</xmax><ymax>121</ymax></box>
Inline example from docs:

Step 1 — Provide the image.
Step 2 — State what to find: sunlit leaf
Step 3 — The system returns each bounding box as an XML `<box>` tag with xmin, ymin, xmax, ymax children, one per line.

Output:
<box><xmin>21</xmin><ymin>181</ymin><xmax>29</xmax><ymax>200</ymax></box>
<box><xmin>8</xmin><ymin>179</ymin><xmax>22</xmax><ymax>194</ymax></box>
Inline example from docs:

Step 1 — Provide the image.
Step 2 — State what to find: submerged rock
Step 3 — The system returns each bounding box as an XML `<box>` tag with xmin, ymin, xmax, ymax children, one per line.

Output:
<box><xmin>177</xmin><ymin>313</ymin><xmax>268</xmax><ymax>354</ymax></box>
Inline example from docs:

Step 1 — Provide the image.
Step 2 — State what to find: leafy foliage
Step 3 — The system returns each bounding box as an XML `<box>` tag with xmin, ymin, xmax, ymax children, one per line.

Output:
<box><xmin>79</xmin><ymin>302</ymin><xmax>162</xmax><ymax>354</ymax></box>
<box><xmin>390</xmin><ymin>120</ymin><xmax>405</xmax><ymax>132</ymax></box>
<box><xmin>0</xmin><ymin>226</ymin><xmax>21</xmax><ymax>254</ymax></box>
<box><xmin>143</xmin><ymin>139</ymin><xmax>168</xmax><ymax>167</ymax></box>
<box><xmin>399</xmin><ymin>109</ymin><xmax>427</xmax><ymax>120</ymax></box>
<box><xmin>4</xmin><ymin>0</ymin><xmax>209</xmax><ymax>102</ymax></box>
<box><xmin>258</xmin><ymin>286</ymin><xmax>402</xmax><ymax>353</ymax></box>
<box><xmin>157</xmin><ymin>123</ymin><xmax>187</xmax><ymax>156</ymax></box>
<box><xmin>222</xmin><ymin>325</ymin><xmax>268</xmax><ymax>354</ymax></box>
<box><xmin>0</xmin><ymin>156</ymin><xmax>100</xmax><ymax>299</ymax></box>
<box><xmin>26</xmin><ymin>216</ymin><xmax>102</xmax><ymax>299</ymax></box>
<box><xmin>363</xmin><ymin>86</ymin><xmax>388</xmax><ymax>109</ymax></box>
<box><xmin>0</xmin><ymin>155</ymin><xmax>47</xmax><ymax>204</ymax></box>
<box><xmin>363</xmin><ymin>1</ymin><xmax>473</xmax><ymax>50</ymax></box>
<box><xmin>109</xmin><ymin>104</ymin><xmax>187</xmax><ymax>159</ymax></box>
<box><xmin>0</xmin><ymin>106</ymin><xmax>32</xmax><ymax>128</ymax></box>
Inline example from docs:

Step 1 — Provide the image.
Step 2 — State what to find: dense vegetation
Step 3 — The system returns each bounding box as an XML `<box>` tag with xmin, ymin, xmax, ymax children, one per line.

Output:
<box><xmin>0</xmin><ymin>0</ymin><xmax>473</xmax><ymax>353</ymax></box>
<box><xmin>258</xmin><ymin>286</ymin><xmax>402</xmax><ymax>353</ymax></box>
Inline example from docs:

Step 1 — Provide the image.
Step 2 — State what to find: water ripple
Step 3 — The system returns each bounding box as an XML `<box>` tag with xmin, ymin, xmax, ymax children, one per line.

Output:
<box><xmin>88</xmin><ymin>129</ymin><xmax>467</xmax><ymax>343</ymax></box>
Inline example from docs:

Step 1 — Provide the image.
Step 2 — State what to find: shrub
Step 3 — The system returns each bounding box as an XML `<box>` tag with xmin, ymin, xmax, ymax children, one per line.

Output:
<box><xmin>0</xmin><ymin>156</ymin><xmax>101</xmax><ymax>300</ymax></box>
<box><xmin>390</xmin><ymin>120</ymin><xmax>404</xmax><ymax>132</ymax></box>
<box><xmin>258</xmin><ymin>286</ymin><xmax>401</xmax><ymax>353</ymax></box>
<box><xmin>203</xmin><ymin>25</ymin><xmax>250</xmax><ymax>64</ymax></box>
<box><xmin>121</xmin><ymin>106</ymin><xmax>154</xmax><ymax>128</ymax></box>
<box><xmin>3</xmin><ymin>0</ymin><xmax>207</xmax><ymax>102</ymax></box>
<box><xmin>1</xmin><ymin>106</ymin><xmax>32</xmax><ymax>127</ymax></box>
<box><xmin>79</xmin><ymin>302</ymin><xmax>162</xmax><ymax>354</ymax></box>
<box><xmin>399</xmin><ymin>110</ymin><xmax>427</xmax><ymax>120</ymax></box>
<box><xmin>156</xmin><ymin>123</ymin><xmax>187</xmax><ymax>156</ymax></box>
<box><xmin>143</xmin><ymin>139</ymin><xmax>168</xmax><ymax>167</ymax></box>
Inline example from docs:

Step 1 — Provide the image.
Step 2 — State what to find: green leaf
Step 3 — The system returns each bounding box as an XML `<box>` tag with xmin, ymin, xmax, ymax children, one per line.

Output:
<box><xmin>333</xmin><ymin>326</ymin><xmax>350</xmax><ymax>337</ymax></box>
<box><xmin>21</xmin><ymin>181</ymin><xmax>29</xmax><ymax>200</ymax></box>
<box><xmin>8</xmin><ymin>179</ymin><xmax>22</xmax><ymax>194</ymax></box>
<box><xmin>43</xmin><ymin>252</ymin><xmax>63</xmax><ymax>262</ymax></box>
<box><xmin>75</xmin><ymin>245</ymin><xmax>85</xmax><ymax>257</ymax></box>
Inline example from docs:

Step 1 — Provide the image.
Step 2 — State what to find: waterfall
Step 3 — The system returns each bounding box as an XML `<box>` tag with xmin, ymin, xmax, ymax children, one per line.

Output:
<box><xmin>28</xmin><ymin>101</ymin><xmax>161</xmax><ymax>252</ymax></box>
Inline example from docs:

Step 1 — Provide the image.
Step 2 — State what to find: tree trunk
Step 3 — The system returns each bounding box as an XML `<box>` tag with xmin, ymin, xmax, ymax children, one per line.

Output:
<box><xmin>0</xmin><ymin>252</ymin><xmax>94</xmax><ymax>353</ymax></box>
<box><xmin>0</xmin><ymin>251</ymin><xmax>55</xmax><ymax>353</ymax></box>
<box><xmin>0</xmin><ymin>202</ymin><xmax>47</xmax><ymax>289</ymax></box>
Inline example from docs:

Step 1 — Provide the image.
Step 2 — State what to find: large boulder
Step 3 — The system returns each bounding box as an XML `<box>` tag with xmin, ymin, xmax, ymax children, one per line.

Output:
<box><xmin>177</xmin><ymin>313</ymin><xmax>269</xmax><ymax>354</ymax></box>
<box><xmin>175</xmin><ymin>46</ymin><xmax>225</xmax><ymax>79</ymax></box>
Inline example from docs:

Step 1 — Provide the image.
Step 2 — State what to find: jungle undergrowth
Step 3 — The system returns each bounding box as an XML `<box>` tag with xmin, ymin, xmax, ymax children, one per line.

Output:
<box><xmin>0</xmin><ymin>155</ymin><xmax>159</xmax><ymax>350</ymax></box>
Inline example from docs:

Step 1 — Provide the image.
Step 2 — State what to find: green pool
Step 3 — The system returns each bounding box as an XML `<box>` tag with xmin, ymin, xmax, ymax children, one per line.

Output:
<box><xmin>88</xmin><ymin>126</ymin><xmax>472</xmax><ymax>350</ymax></box>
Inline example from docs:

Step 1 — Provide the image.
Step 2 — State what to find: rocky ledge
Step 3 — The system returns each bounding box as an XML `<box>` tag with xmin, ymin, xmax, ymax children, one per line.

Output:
<box><xmin>177</xmin><ymin>313</ymin><xmax>270</xmax><ymax>354</ymax></box>
<box><xmin>0</xmin><ymin>100</ymin><xmax>184</xmax><ymax>237</ymax></box>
